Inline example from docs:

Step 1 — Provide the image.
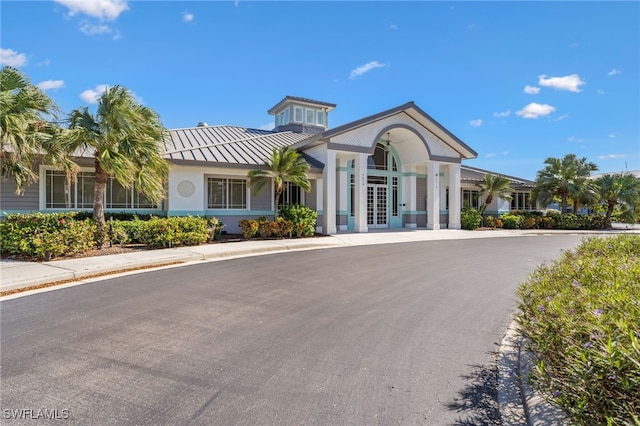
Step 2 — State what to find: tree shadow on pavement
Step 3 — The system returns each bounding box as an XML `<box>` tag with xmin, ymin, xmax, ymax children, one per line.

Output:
<box><xmin>444</xmin><ymin>352</ymin><xmax>502</xmax><ymax>425</ymax></box>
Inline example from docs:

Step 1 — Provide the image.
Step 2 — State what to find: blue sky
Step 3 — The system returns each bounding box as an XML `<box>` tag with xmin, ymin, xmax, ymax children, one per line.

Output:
<box><xmin>2</xmin><ymin>1</ymin><xmax>638</xmax><ymax>180</ymax></box>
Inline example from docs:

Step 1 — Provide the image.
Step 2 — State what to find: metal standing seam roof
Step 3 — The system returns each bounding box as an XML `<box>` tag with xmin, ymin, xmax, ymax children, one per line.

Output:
<box><xmin>461</xmin><ymin>165</ymin><xmax>536</xmax><ymax>188</ymax></box>
<box><xmin>163</xmin><ymin>125</ymin><xmax>319</xmax><ymax>167</ymax></box>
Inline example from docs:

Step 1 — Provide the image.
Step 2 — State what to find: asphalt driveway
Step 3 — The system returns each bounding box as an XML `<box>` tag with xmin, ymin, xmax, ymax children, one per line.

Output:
<box><xmin>0</xmin><ymin>235</ymin><xmax>584</xmax><ymax>425</ymax></box>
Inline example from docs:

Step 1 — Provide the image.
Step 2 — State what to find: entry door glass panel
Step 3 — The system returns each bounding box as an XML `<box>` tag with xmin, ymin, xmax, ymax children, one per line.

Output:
<box><xmin>376</xmin><ymin>186</ymin><xmax>387</xmax><ymax>225</ymax></box>
<box><xmin>367</xmin><ymin>184</ymin><xmax>388</xmax><ymax>227</ymax></box>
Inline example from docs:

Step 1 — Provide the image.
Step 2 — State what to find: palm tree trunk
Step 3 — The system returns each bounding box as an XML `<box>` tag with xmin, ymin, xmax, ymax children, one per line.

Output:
<box><xmin>274</xmin><ymin>188</ymin><xmax>282</xmax><ymax>220</ymax></box>
<box><xmin>93</xmin><ymin>157</ymin><xmax>108</xmax><ymax>247</ymax></box>
<box><xmin>561</xmin><ymin>195</ymin><xmax>568</xmax><ymax>214</ymax></box>
<box><xmin>605</xmin><ymin>201</ymin><xmax>616</xmax><ymax>228</ymax></box>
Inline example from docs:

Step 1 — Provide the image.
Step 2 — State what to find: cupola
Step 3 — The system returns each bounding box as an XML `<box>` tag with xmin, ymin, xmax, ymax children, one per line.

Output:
<box><xmin>268</xmin><ymin>96</ymin><xmax>336</xmax><ymax>134</ymax></box>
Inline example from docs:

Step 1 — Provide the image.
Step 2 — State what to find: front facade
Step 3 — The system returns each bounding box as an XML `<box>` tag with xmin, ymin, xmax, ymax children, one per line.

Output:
<box><xmin>0</xmin><ymin>96</ymin><xmax>536</xmax><ymax>234</ymax></box>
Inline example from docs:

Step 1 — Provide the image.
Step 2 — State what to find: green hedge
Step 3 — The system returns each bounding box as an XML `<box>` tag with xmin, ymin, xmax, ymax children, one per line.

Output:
<box><xmin>517</xmin><ymin>235</ymin><xmax>640</xmax><ymax>424</ymax></box>
<box><xmin>0</xmin><ymin>212</ymin><xmax>96</xmax><ymax>260</ymax></box>
<box><xmin>0</xmin><ymin>213</ymin><xmax>224</xmax><ymax>259</ymax></box>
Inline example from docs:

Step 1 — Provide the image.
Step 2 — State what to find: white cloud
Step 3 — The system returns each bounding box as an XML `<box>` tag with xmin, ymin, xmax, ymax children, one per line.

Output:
<box><xmin>54</xmin><ymin>0</ymin><xmax>129</xmax><ymax>21</ymax></box>
<box><xmin>568</xmin><ymin>136</ymin><xmax>583</xmax><ymax>143</ymax></box>
<box><xmin>553</xmin><ymin>113</ymin><xmax>569</xmax><ymax>122</ymax></box>
<box><xmin>389</xmin><ymin>23</ymin><xmax>398</xmax><ymax>30</ymax></box>
<box><xmin>36</xmin><ymin>80</ymin><xmax>65</xmax><ymax>91</ymax></box>
<box><xmin>608</xmin><ymin>69</ymin><xmax>622</xmax><ymax>76</ymax></box>
<box><xmin>349</xmin><ymin>61</ymin><xmax>387</xmax><ymax>79</ymax></box>
<box><xmin>596</xmin><ymin>89</ymin><xmax>606</xmax><ymax>95</ymax></box>
<box><xmin>469</xmin><ymin>119</ymin><xmax>483</xmax><ymax>128</ymax></box>
<box><xmin>598</xmin><ymin>154</ymin><xmax>626</xmax><ymax>160</ymax></box>
<box><xmin>608</xmin><ymin>133</ymin><xmax>616</xmax><ymax>138</ymax></box>
<box><xmin>524</xmin><ymin>85</ymin><xmax>540</xmax><ymax>95</ymax></box>
<box><xmin>80</xmin><ymin>84</ymin><xmax>109</xmax><ymax>104</ymax></box>
<box><xmin>538</xmin><ymin>74</ymin><xmax>585</xmax><ymax>92</ymax></box>
<box><xmin>183</xmin><ymin>12</ymin><xmax>194</xmax><ymax>22</ymax></box>
<box><xmin>485</xmin><ymin>152</ymin><xmax>496</xmax><ymax>158</ymax></box>
<box><xmin>79</xmin><ymin>21</ymin><xmax>113</xmax><ymax>35</ymax></box>
<box><xmin>516</xmin><ymin>103</ymin><xmax>556</xmax><ymax>119</ymax></box>
<box><xmin>38</xmin><ymin>59</ymin><xmax>51</xmax><ymax>67</ymax></box>
<box><xmin>0</xmin><ymin>48</ymin><xmax>27</xmax><ymax>67</ymax></box>
<box><xmin>493</xmin><ymin>110</ymin><xmax>511</xmax><ymax>118</ymax></box>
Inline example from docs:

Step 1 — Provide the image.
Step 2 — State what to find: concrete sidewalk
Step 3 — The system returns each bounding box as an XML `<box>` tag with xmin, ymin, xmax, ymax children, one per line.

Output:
<box><xmin>2</xmin><ymin>228</ymin><xmax>623</xmax><ymax>294</ymax></box>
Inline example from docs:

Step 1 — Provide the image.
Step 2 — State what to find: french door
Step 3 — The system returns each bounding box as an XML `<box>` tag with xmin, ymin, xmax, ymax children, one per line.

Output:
<box><xmin>367</xmin><ymin>184</ymin><xmax>388</xmax><ymax>227</ymax></box>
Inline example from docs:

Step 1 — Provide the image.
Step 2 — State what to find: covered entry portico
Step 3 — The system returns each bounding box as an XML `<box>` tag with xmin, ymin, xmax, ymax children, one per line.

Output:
<box><xmin>294</xmin><ymin>102</ymin><xmax>477</xmax><ymax>234</ymax></box>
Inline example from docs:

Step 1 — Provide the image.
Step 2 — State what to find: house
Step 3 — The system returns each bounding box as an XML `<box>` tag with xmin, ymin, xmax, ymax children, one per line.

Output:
<box><xmin>0</xmin><ymin>96</ymin><xmax>536</xmax><ymax>234</ymax></box>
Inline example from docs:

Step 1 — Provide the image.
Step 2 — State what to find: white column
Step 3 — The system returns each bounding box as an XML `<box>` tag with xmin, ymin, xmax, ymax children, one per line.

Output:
<box><xmin>354</xmin><ymin>153</ymin><xmax>368</xmax><ymax>232</ymax></box>
<box><xmin>315</xmin><ymin>178</ymin><xmax>324</xmax><ymax>234</ymax></box>
<box><xmin>403</xmin><ymin>165</ymin><xmax>417</xmax><ymax>228</ymax></box>
<box><xmin>448</xmin><ymin>163</ymin><xmax>461</xmax><ymax>229</ymax></box>
<box><xmin>426</xmin><ymin>161</ymin><xmax>440</xmax><ymax>230</ymax></box>
<box><xmin>323</xmin><ymin>149</ymin><xmax>337</xmax><ymax>234</ymax></box>
<box><xmin>337</xmin><ymin>157</ymin><xmax>348</xmax><ymax>231</ymax></box>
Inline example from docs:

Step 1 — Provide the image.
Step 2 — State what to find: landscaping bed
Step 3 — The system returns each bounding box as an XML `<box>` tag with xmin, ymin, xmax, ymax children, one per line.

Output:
<box><xmin>516</xmin><ymin>234</ymin><xmax>640</xmax><ymax>424</ymax></box>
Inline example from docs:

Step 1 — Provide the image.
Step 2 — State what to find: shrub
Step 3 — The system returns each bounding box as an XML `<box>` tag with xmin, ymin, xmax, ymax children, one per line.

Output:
<box><xmin>279</xmin><ymin>204</ymin><xmax>317</xmax><ymax>237</ymax></box>
<box><xmin>516</xmin><ymin>235</ymin><xmax>640</xmax><ymax>424</ymax></box>
<box><xmin>137</xmin><ymin>216</ymin><xmax>210</xmax><ymax>248</ymax></box>
<box><xmin>271</xmin><ymin>217</ymin><xmax>291</xmax><ymax>237</ymax></box>
<box><xmin>257</xmin><ymin>217</ymin><xmax>274</xmax><ymax>238</ymax></box>
<box><xmin>461</xmin><ymin>207</ymin><xmax>482</xmax><ymax>230</ymax></box>
<box><xmin>207</xmin><ymin>217</ymin><xmax>225</xmax><ymax>241</ymax></box>
<box><xmin>239</xmin><ymin>219</ymin><xmax>259</xmax><ymax>239</ymax></box>
<box><xmin>0</xmin><ymin>212</ymin><xmax>96</xmax><ymax>260</ymax></box>
<box><xmin>500</xmin><ymin>213</ymin><xmax>523</xmax><ymax>229</ymax></box>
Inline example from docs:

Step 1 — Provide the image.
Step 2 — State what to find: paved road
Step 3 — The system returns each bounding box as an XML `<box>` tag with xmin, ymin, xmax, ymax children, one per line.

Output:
<box><xmin>1</xmin><ymin>235</ymin><xmax>584</xmax><ymax>425</ymax></box>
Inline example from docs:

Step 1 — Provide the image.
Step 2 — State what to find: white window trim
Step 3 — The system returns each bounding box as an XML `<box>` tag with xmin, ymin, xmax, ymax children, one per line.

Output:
<box><xmin>293</xmin><ymin>106</ymin><xmax>303</xmax><ymax>123</ymax></box>
<box><xmin>205</xmin><ymin>175</ymin><xmax>250</xmax><ymax>210</ymax></box>
<box><xmin>39</xmin><ymin>165</ymin><xmax>160</xmax><ymax>211</ymax></box>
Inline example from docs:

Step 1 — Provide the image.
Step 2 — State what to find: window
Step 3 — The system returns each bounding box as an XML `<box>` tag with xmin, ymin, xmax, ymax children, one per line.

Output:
<box><xmin>294</xmin><ymin>107</ymin><xmax>303</xmax><ymax>123</ymax></box>
<box><xmin>316</xmin><ymin>110</ymin><xmax>325</xmax><ymax>126</ymax></box>
<box><xmin>368</xmin><ymin>143</ymin><xmax>389</xmax><ymax>170</ymax></box>
<box><xmin>305</xmin><ymin>108</ymin><xmax>315</xmax><ymax>124</ymax></box>
<box><xmin>207</xmin><ymin>177</ymin><xmax>247</xmax><ymax>209</ymax></box>
<box><xmin>277</xmin><ymin>182</ymin><xmax>302</xmax><ymax>206</ymax></box>
<box><xmin>45</xmin><ymin>169</ymin><xmax>155</xmax><ymax>209</ymax></box>
<box><xmin>511</xmin><ymin>191</ymin><xmax>534</xmax><ymax>211</ymax></box>
<box><xmin>462</xmin><ymin>189</ymin><xmax>481</xmax><ymax>209</ymax></box>
<box><xmin>392</xmin><ymin>177</ymin><xmax>398</xmax><ymax>217</ymax></box>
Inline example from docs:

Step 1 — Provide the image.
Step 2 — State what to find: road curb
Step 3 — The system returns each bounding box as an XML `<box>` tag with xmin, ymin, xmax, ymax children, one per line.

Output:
<box><xmin>498</xmin><ymin>320</ymin><xmax>568</xmax><ymax>426</ymax></box>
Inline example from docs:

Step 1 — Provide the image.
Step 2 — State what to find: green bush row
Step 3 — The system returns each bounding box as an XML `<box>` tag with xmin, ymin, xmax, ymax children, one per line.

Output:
<box><xmin>110</xmin><ymin>216</ymin><xmax>223</xmax><ymax>248</ymax></box>
<box><xmin>0</xmin><ymin>213</ymin><xmax>224</xmax><ymax>259</ymax></box>
<box><xmin>238</xmin><ymin>205</ymin><xmax>317</xmax><ymax>239</ymax></box>
<box><xmin>0</xmin><ymin>212</ymin><xmax>96</xmax><ymax>260</ymax></box>
<box><xmin>482</xmin><ymin>211</ymin><xmax>607</xmax><ymax>230</ymax></box>
<box><xmin>517</xmin><ymin>235</ymin><xmax>640</xmax><ymax>424</ymax></box>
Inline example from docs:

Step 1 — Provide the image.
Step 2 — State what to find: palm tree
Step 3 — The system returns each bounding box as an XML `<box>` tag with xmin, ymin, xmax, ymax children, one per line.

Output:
<box><xmin>533</xmin><ymin>154</ymin><xmax>598</xmax><ymax>214</ymax></box>
<box><xmin>476</xmin><ymin>173</ymin><xmax>513</xmax><ymax>215</ymax></box>
<box><xmin>248</xmin><ymin>146</ymin><xmax>311</xmax><ymax>220</ymax></box>
<box><xmin>595</xmin><ymin>172</ymin><xmax>640</xmax><ymax>227</ymax></box>
<box><xmin>570</xmin><ymin>156</ymin><xmax>599</xmax><ymax>213</ymax></box>
<box><xmin>0</xmin><ymin>66</ymin><xmax>71</xmax><ymax>193</ymax></box>
<box><xmin>62</xmin><ymin>85</ymin><xmax>169</xmax><ymax>246</ymax></box>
